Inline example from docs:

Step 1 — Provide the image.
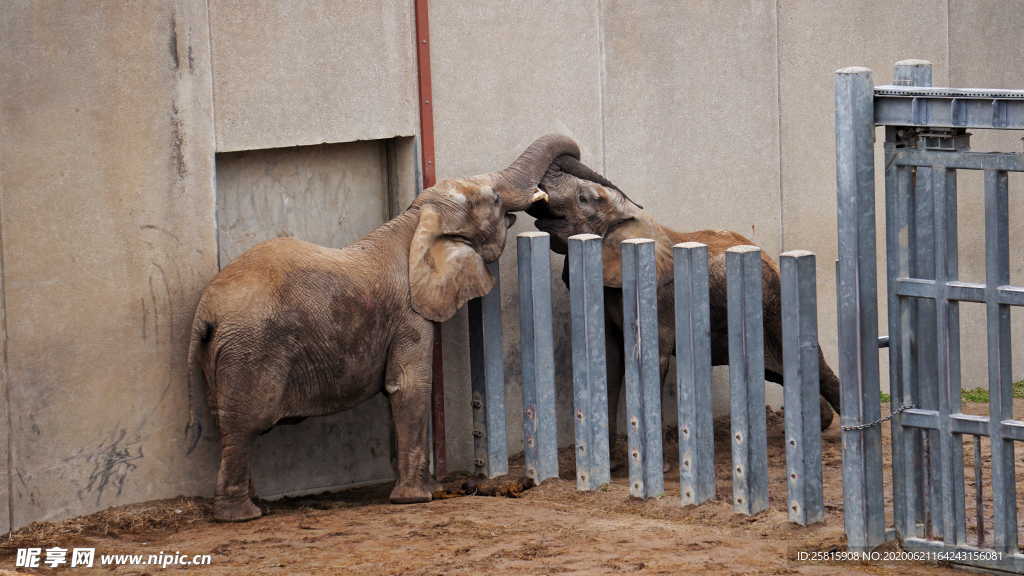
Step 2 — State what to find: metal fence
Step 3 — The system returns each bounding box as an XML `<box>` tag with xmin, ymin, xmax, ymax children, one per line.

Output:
<box><xmin>467</xmin><ymin>57</ymin><xmax>1024</xmax><ymax>573</ymax></box>
<box><xmin>836</xmin><ymin>60</ymin><xmax>1024</xmax><ymax>572</ymax></box>
<box><xmin>468</xmin><ymin>232</ymin><xmax>827</xmax><ymax>526</ymax></box>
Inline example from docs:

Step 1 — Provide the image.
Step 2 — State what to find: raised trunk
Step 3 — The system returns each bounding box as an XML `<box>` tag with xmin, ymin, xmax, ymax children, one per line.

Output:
<box><xmin>493</xmin><ymin>134</ymin><xmax>580</xmax><ymax>210</ymax></box>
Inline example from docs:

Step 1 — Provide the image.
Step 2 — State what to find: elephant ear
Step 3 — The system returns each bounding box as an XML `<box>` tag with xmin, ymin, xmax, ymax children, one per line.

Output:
<box><xmin>601</xmin><ymin>219</ymin><xmax>674</xmax><ymax>288</ymax></box>
<box><xmin>410</xmin><ymin>204</ymin><xmax>494</xmax><ymax>322</ymax></box>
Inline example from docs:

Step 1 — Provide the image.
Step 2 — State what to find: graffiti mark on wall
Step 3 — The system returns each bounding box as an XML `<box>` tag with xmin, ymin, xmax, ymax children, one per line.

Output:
<box><xmin>82</xmin><ymin>429</ymin><xmax>144</xmax><ymax>506</ymax></box>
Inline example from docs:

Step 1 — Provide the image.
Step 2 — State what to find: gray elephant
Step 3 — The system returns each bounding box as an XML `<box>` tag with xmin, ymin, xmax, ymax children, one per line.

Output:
<box><xmin>185</xmin><ymin>135</ymin><xmax>580</xmax><ymax>522</ymax></box>
<box><xmin>526</xmin><ymin>155</ymin><xmax>841</xmax><ymax>462</ymax></box>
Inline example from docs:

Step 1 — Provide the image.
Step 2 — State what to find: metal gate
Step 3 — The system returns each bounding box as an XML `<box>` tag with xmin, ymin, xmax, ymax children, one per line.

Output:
<box><xmin>836</xmin><ymin>59</ymin><xmax>1024</xmax><ymax>572</ymax></box>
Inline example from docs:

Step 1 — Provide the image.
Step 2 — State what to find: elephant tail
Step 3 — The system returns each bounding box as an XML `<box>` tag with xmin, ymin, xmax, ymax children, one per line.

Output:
<box><xmin>185</xmin><ymin>295</ymin><xmax>214</xmax><ymax>455</ymax></box>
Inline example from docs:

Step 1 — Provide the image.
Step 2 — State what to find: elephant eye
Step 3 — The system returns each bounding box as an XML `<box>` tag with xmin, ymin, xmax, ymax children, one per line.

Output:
<box><xmin>577</xmin><ymin>189</ymin><xmax>588</xmax><ymax>204</ymax></box>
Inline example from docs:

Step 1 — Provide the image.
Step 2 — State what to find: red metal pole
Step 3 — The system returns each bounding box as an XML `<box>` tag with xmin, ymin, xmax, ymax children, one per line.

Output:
<box><xmin>414</xmin><ymin>0</ymin><xmax>445</xmax><ymax>478</ymax></box>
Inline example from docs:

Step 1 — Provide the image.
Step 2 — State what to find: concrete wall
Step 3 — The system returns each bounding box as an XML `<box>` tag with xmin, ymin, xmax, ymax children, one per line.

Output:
<box><xmin>208</xmin><ymin>0</ymin><xmax>418</xmax><ymax>151</ymax></box>
<box><xmin>4</xmin><ymin>0</ymin><xmax>1024</xmax><ymax>530</ymax></box>
<box><xmin>0</xmin><ymin>0</ymin><xmax>419</xmax><ymax>530</ymax></box>
<box><xmin>1</xmin><ymin>1</ymin><xmax>219</xmax><ymax>527</ymax></box>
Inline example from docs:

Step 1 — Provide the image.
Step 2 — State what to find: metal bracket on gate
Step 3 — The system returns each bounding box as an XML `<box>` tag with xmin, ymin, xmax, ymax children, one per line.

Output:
<box><xmin>891</xmin><ymin>126</ymin><xmax>971</xmax><ymax>151</ymax></box>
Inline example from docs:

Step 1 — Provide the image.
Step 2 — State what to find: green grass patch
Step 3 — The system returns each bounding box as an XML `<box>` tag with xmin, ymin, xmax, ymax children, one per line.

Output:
<box><xmin>882</xmin><ymin>382</ymin><xmax>1024</xmax><ymax>404</ymax></box>
<box><xmin>961</xmin><ymin>387</ymin><xmax>989</xmax><ymax>403</ymax></box>
<box><xmin>960</xmin><ymin>380</ymin><xmax>1024</xmax><ymax>404</ymax></box>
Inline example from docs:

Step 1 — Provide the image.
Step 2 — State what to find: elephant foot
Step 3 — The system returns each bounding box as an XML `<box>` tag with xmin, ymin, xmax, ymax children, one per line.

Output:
<box><xmin>819</xmin><ymin>400</ymin><xmax>835</xmax><ymax>431</ymax></box>
<box><xmin>390</xmin><ymin>482</ymin><xmax>433</xmax><ymax>504</ymax></box>
<box><xmin>213</xmin><ymin>495</ymin><xmax>262</xmax><ymax>522</ymax></box>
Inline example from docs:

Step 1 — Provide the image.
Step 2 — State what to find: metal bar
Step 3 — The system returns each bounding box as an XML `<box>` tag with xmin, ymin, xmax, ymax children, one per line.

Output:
<box><xmin>874</xmin><ymin>86</ymin><xmax>1024</xmax><ymax>130</ymax></box>
<box><xmin>621</xmin><ymin>238</ymin><xmax>664</xmax><ymax>499</ymax></box>
<box><xmin>912</xmin><ymin>162</ymin><xmax>944</xmax><ymax>539</ymax></box>
<box><xmin>947</xmin><ymin>281</ymin><xmax>986</xmax><ymax>302</ymax></box>
<box><xmin>893</xmin><ymin>150</ymin><xmax>1024</xmax><ymax>172</ymax></box>
<box><xmin>517</xmin><ymin>231</ymin><xmax>558</xmax><ymax>484</ymax></box>
<box><xmin>674</xmin><ymin>242</ymin><xmax>714</xmax><ymax>506</ymax></box>
<box><xmin>781</xmin><ymin>250</ymin><xmax>824</xmax><ymax>525</ymax></box>
<box><xmin>949</xmin><ymin>413</ymin><xmax>989</xmax><ymax>436</ymax></box>
<box><xmin>885</xmin><ymin>136</ymin><xmax>912</xmax><ymax>539</ymax></box>
<box><xmin>974</xmin><ymin>435</ymin><xmax>984</xmax><ymax>548</ymax></box>
<box><xmin>415</xmin><ymin>0</ymin><xmax>446</xmax><ymax>479</ymax></box>
<box><xmin>893</xmin><ymin>59</ymin><xmax>933</xmax><ymax>87</ymax></box>
<box><xmin>1002</xmin><ymin>420</ymin><xmax>1024</xmax><ymax>442</ymax></box>
<box><xmin>902</xmin><ymin>408</ymin><xmax>940</xmax><ymax>430</ymax></box>
<box><xmin>897</xmin><ymin>162</ymin><xmax>926</xmax><ymax>537</ymax></box>
<box><xmin>468</xmin><ymin>261</ymin><xmax>508</xmax><ymax>478</ymax></box>
<box><xmin>893</xmin><ymin>279</ymin><xmax>987</xmax><ymax>303</ymax></box>
<box><xmin>997</xmin><ymin>285</ymin><xmax>1024</xmax><ymax>306</ymax></box>
<box><xmin>984</xmin><ymin>170</ymin><xmax>1018</xmax><ymax>553</ymax></box>
<box><xmin>727</xmin><ymin>245</ymin><xmax>768</xmax><ymax>515</ymax></box>
<box><xmin>569</xmin><ymin>234</ymin><xmax>610</xmax><ymax>491</ymax></box>
<box><xmin>835</xmin><ymin>66</ymin><xmax>885</xmax><ymax>550</ymax></box>
<box><xmin>893</xmin><ymin>278</ymin><xmax>936</xmax><ymax>298</ymax></box>
<box><xmin>932</xmin><ymin>165</ymin><xmax>966</xmax><ymax>545</ymax></box>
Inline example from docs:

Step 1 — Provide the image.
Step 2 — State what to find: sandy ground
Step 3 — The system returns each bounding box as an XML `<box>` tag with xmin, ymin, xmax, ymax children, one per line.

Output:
<box><xmin>2</xmin><ymin>401</ymin><xmax>1020</xmax><ymax>575</ymax></box>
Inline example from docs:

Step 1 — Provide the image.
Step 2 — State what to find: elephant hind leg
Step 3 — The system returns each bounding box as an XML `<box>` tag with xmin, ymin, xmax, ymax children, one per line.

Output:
<box><xmin>213</xmin><ymin>427</ymin><xmax>262</xmax><ymax>522</ymax></box>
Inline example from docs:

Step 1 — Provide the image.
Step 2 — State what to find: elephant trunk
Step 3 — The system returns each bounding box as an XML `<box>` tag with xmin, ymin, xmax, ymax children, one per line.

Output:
<box><xmin>493</xmin><ymin>134</ymin><xmax>581</xmax><ymax>211</ymax></box>
<box><xmin>554</xmin><ymin>155</ymin><xmax>644</xmax><ymax>210</ymax></box>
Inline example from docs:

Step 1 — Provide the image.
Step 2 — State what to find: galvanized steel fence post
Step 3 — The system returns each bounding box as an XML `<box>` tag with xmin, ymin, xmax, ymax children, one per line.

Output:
<box><xmin>781</xmin><ymin>250</ymin><xmax>823</xmax><ymax>525</ymax></box>
<box><xmin>984</xmin><ymin>169</ymin><xmax>1018</xmax><ymax>553</ymax></box>
<box><xmin>835</xmin><ymin>66</ymin><xmax>885</xmax><ymax>551</ymax></box>
<box><xmin>886</xmin><ymin>59</ymin><xmax>933</xmax><ymax>540</ymax></box>
<box><xmin>621</xmin><ymin>238</ymin><xmax>664</xmax><ymax>499</ymax></box>
<box><xmin>517</xmin><ymin>231</ymin><xmax>558</xmax><ymax>484</ymax></box>
<box><xmin>726</xmin><ymin>245</ymin><xmax>768</xmax><ymax>515</ymax></box>
<box><xmin>568</xmin><ymin>234</ymin><xmax>610</xmax><ymax>491</ymax></box>
<box><xmin>673</xmin><ymin>242</ymin><xmax>715</xmax><ymax>506</ymax></box>
<box><xmin>468</xmin><ymin>260</ymin><xmax>508</xmax><ymax>478</ymax></box>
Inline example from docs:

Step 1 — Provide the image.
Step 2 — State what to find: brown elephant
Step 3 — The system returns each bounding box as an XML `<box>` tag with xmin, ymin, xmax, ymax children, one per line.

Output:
<box><xmin>185</xmin><ymin>135</ymin><xmax>580</xmax><ymax>522</ymax></box>
<box><xmin>526</xmin><ymin>155</ymin><xmax>841</xmax><ymax>461</ymax></box>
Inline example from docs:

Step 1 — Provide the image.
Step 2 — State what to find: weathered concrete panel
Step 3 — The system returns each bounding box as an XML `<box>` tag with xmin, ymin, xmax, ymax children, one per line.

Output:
<box><xmin>603</xmin><ymin>1</ymin><xmax>783</xmax><ymax>418</ymax></box>
<box><xmin>778</xmin><ymin>0</ymin><xmax>949</xmax><ymax>391</ymax></box>
<box><xmin>603</xmin><ymin>1</ymin><xmax>783</xmax><ymax>258</ymax></box>
<box><xmin>209</xmin><ymin>0</ymin><xmax>418</xmax><ymax>152</ymax></box>
<box><xmin>948</xmin><ymin>0</ymin><xmax>1024</xmax><ymax>392</ymax></box>
<box><xmin>216</xmin><ymin>141</ymin><xmax>391</xmax><ymax>266</ymax></box>
<box><xmin>215</xmin><ymin>140</ymin><xmax>396</xmax><ymax>493</ymax></box>
<box><xmin>429</xmin><ymin>0</ymin><xmax>604</xmax><ymax>470</ymax></box>
<box><xmin>0</xmin><ymin>1</ymin><xmax>218</xmax><ymax>527</ymax></box>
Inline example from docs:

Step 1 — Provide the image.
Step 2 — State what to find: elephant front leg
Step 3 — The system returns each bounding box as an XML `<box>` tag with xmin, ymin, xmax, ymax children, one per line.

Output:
<box><xmin>605</xmin><ymin>326</ymin><xmax>625</xmax><ymax>468</ymax></box>
<box><xmin>214</xmin><ymin>429</ymin><xmax>262</xmax><ymax>522</ymax></box>
<box><xmin>385</xmin><ymin>323</ymin><xmax>435</xmax><ymax>504</ymax></box>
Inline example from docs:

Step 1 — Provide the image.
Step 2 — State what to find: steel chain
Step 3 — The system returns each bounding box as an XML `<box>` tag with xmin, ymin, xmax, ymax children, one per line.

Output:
<box><xmin>840</xmin><ymin>402</ymin><xmax>913</xmax><ymax>431</ymax></box>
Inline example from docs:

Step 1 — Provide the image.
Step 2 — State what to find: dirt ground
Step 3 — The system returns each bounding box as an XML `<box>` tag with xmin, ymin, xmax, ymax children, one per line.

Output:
<box><xmin>2</xmin><ymin>401</ymin><xmax>1021</xmax><ymax>575</ymax></box>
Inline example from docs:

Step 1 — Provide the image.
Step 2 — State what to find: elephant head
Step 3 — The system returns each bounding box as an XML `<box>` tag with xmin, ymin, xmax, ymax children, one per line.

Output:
<box><xmin>528</xmin><ymin>155</ymin><xmax>646</xmax><ymax>254</ymax></box>
<box><xmin>408</xmin><ymin>135</ymin><xmax>581</xmax><ymax>322</ymax></box>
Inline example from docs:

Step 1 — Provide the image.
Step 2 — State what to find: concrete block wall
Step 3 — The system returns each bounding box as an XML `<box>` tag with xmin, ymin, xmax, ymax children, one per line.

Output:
<box><xmin>1</xmin><ymin>1</ymin><xmax>219</xmax><ymax>530</ymax></box>
<box><xmin>3</xmin><ymin>0</ymin><xmax>1023</xmax><ymax>530</ymax></box>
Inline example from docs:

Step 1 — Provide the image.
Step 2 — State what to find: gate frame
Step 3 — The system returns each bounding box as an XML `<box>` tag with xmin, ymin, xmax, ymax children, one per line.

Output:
<box><xmin>836</xmin><ymin>60</ymin><xmax>1024</xmax><ymax>572</ymax></box>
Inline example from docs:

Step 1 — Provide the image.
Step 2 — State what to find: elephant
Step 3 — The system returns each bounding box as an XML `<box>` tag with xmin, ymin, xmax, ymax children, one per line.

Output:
<box><xmin>185</xmin><ymin>134</ymin><xmax>580</xmax><ymax>522</ymax></box>
<box><xmin>526</xmin><ymin>155</ymin><xmax>841</xmax><ymax>464</ymax></box>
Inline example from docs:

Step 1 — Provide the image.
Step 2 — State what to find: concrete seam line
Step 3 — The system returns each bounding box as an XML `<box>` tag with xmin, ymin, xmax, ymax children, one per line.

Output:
<box><xmin>775</xmin><ymin>0</ymin><xmax>785</xmax><ymax>252</ymax></box>
<box><xmin>0</xmin><ymin>167</ymin><xmax>11</xmax><ymax>535</ymax></box>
